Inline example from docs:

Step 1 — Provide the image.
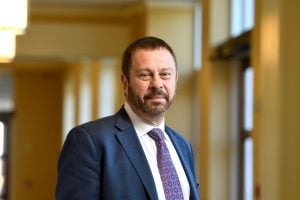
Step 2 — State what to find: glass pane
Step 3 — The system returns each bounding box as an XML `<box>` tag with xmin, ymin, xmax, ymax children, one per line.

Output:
<box><xmin>231</xmin><ymin>0</ymin><xmax>255</xmax><ymax>37</ymax></box>
<box><xmin>231</xmin><ymin>0</ymin><xmax>243</xmax><ymax>37</ymax></box>
<box><xmin>79</xmin><ymin>61</ymin><xmax>92</xmax><ymax>124</ymax></box>
<box><xmin>63</xmin><ymin>77</ymin><xmax>75</xmax><ymax>141</ymax></box>
<box><xmin>0</xmin><ymin>122</ymin><xmax>4</xmax><ymax>196</ymax></box>
<box><xmin>243</xmin><ymin>67</ymin><xmax>254</xmax><ymax>131</ymax></box>
<box><xmin>194</xmin><ymin>2</ymin><xmax>202</xmax><ymax>70</ymax></box>
<box><xmin>244</xmin><ymin>0</ymin><xmax>255</xmax><ymax>31</ymax></box>
<box><xmin>0</xmin><ymin>122</ymin><xmax>4</xmax><ymax>157</ymax></box>
<box><xmin>0</xmin><ymin>71</ymin><xmax>14</xmax><ymax>112</ymax></box>
<box><xmin>99</xmin><ymin>58</ymin><xmax>116</xmax><ymax>118</ymax></box>
<box><xmin>243</xmin><ymin>137</ymin><xmax>253</xmax><ymax>200</ymax></box>
<box><xmin>0</xmin><ymin>159</ymin><xmax>4</xmax><ymax>196</ymax></box>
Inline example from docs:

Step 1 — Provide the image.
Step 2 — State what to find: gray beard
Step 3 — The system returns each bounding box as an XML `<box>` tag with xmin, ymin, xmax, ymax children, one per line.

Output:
<box><xmin>127</xmin><ymin>85</ymin><xmax>174</xmax><ymax>116</ymax></box>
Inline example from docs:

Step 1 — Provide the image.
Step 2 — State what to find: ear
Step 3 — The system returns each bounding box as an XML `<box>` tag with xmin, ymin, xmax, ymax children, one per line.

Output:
<box><xmin>175</xmin><ymin>71</ymin><xmax>179</xmax><ymax>82</ymax></box>
<box><xmin>121</xmin><ymin>74</ymin><xmax>129</xmax><ymax>96</ymax></box>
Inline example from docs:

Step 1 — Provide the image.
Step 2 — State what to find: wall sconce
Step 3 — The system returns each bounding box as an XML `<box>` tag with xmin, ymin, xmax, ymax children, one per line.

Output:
<box><xmin>0</xmin><ymin>0</ymin><xmax>28</xmax><ymax>63</ymax></box>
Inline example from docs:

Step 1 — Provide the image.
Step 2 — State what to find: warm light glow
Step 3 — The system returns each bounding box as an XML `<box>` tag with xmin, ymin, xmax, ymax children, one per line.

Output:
<box><xmin>0</xmin><ymin>31</ymin><xmax>16</xmax><ymax>63</ymax></box>
<box><xmin>0</xmin><ymin>0</ymin><xmax>28</xmax><ymax>35</ymax></box>
<box><xmin>0</xmin><ymin>0</ymin><xmax>28</xmax><ymax>62</ymax></box>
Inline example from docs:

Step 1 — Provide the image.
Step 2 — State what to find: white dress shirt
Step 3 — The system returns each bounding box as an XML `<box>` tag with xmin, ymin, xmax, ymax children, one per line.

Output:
<box><xmin>124</xmin><ymin>103</ymin><xmax>190</xmax><ymax>200</ymax></box>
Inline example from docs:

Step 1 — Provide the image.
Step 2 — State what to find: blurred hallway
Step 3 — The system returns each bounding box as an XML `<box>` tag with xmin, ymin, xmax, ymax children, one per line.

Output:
<box><xmin>0</xmin><ymin>0</ymin><xmax>299</xmax><ymax>199</ymax></box>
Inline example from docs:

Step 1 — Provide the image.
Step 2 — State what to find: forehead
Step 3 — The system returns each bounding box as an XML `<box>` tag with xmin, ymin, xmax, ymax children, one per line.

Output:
<box><xmin>131</xmin><ymin>48</ymin><xmax>176</xmax><ymax>69</ymax></box>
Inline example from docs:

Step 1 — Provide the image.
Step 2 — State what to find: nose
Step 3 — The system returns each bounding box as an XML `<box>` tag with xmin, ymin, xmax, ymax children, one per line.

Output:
<box><xmin>150</xmin><ymin>74</ymin><xmax>163</xmax><ymax>89</ymax></box>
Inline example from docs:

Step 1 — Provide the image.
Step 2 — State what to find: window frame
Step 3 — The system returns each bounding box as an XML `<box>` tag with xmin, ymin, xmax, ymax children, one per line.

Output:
<box><xmin>210</xmin><ymin>30</ymin><xmax>253</xmax><ymax>200</ymax></box>
<box><xmin>239</xmin><ymin>58</ymin><xmax>254</xmax><ymax>200</ymax></box>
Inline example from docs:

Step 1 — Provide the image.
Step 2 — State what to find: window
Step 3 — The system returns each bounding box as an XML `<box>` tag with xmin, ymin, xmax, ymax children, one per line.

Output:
<box><xmin>0</xmin><ymin>113</ymin><xmax>11</xmax><ymax>200</ymax></box>
<box><xmin>230</xmin><ymin>0</ymin><xmax>255</xmax><ymax>197</ymax></box>
<box><xmin>194</xmin><ymin>1</ymin><xmax>202</xmax><ymax>70</ymax></box>
<box><xmin>99</xmin><ymin>58</ymin><xmax>117</xmax><ymax>118</ymax></box>
<box><xmin>231</xmin><ymin>0</ymin><xmax>255</xmax><ymax>37</ymax></box>
<box><xmin>79</xmin><ymin>60</ymin><xmax>92</xmax><ymax>124</ymax></box>
<box><xmin>242</xmin><ymin>66</ymin><xmax>254</xmax><ymax>200</ymax></box>
<box><xmin>208</xmin><ymin>0</ymin><xmax>255</xmax><ymax>199</ymax></box>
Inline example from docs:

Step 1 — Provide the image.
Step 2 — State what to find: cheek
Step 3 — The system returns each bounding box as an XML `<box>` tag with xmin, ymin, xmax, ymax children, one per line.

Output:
<box><xmin>165</xmin><ymin>81</ymin><xmax>177</xmax><ymax>94</ymax></box>
<box><xmin>130</xmin><ymin>80</ymin><xmax>149</xmax><ymax>93</ymax></box>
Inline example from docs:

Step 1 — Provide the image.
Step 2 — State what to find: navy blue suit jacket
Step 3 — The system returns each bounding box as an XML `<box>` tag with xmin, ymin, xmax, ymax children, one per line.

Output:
<box><xmin>56</xmin><ymin>107</ymin><xmax>200</xmax><ymax>200</ymax></box>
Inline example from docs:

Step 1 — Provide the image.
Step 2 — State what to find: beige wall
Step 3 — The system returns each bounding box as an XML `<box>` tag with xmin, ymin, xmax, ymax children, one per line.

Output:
<box><xmin>5</xmin><ymin>0</ymin><xmax>300</xmax><ymax>199</ymax></box>
<box><xmin>200</xmin><ymin>0</ymin><xmax>300</xmax><ymax>200</ymax></box>
<box><xmin>1</xmin><ymin>2</ymin><xmax>197</xmax><ymax>199</ymax></box>
<box><xmin>209</xmin><ymin>61</ymin><xmax>231</xmax><ymax>200</ymax></box>
<box><xmin>253</xmin><ymin>0</ymin><xmax>300</xmax><ymax>199</ymax></box>
<box><xmin>17</xmin><ymin>7</ymin><xmax>132</xmax><ymax>59</ymax></box>
<box><xmin>10</xmin><ymin>69</ymin><xmax>62</xmax><ymax>200</ymax></box>
<box><xmin>210</xmin><ymin>0</ymin><xmax>230</xmax><ymax>46</ymax></box>
<box><xmin>145</xmin><ymin>2</ymin><xmax>196</xmax><ymax>141</ymax></box>
<box><xmin>7</xmin><ymin>6</ymin><xmax>134</xmax><ymax>200</ymax></box>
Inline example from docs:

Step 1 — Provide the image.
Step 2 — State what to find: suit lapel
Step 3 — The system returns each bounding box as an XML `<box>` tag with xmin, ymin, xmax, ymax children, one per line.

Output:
<box><xmin>114</xmin><ymin>108</ymin><xmax>158</xmax><ymax>200</ymax></box>
<box><xmin>166</xmin><ymin>128</ymin><xmax>199</xmax><ymax>200</ymax></box>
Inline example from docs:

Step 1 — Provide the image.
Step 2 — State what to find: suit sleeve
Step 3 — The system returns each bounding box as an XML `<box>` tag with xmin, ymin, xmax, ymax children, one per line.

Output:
<box><xmin>56</xmin><ymin>126</ymin><xmax>100</xmax><ymax>200</ymax></box>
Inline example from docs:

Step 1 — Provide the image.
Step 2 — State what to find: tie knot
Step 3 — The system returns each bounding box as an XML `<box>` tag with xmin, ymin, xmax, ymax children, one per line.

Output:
<box><xmin>147</xmin><ymin>128</ymin><xmax>164</xmax><ymax>141</ymax></box>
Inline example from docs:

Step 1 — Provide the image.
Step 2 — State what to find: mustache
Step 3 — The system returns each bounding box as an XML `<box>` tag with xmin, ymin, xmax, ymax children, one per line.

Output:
<box><xmin>144</xmin><ymin>88</ymin><xmax>168</xmax><ymax>100</ymax></box>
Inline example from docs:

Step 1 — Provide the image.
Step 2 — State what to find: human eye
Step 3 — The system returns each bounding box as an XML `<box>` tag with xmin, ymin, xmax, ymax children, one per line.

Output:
<box><xmin>160</xmin><ymin>71</ymin><xmax>172</xmax><ymax>79</ymax></box>
<box><xmin>138</xmin><ymin>71</ymin><xmax>152</xmax><ymax>80</ymax></box>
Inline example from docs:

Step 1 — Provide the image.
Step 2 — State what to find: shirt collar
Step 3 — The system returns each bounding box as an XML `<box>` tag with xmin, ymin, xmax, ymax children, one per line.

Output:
<box><xmin>124</xmin><ymin>102</ymin><xmax>166</xmax><ymax>138</ymax></box>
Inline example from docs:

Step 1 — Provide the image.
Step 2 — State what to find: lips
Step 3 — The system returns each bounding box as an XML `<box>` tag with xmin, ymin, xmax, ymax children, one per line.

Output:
<box><xmin>153</xmin><ymin>95</ymin><xmax>163</xmax><ymax>98</ymax></box>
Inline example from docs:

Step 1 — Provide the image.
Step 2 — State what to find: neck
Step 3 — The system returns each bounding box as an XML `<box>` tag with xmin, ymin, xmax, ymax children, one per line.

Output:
<box><xmin>128</xmin><ymin>104</ymin><xmax>164</xmax><ymax>127</ymax></box>
<box><xmin>138</xmin><ymin>111</ymin><xmax>164</xmax><ymax>127</ymax></box>
<box><xmin>142</xmin><ymin>116</ymin><xmax>163</xmax><ymax>127</ymax></box>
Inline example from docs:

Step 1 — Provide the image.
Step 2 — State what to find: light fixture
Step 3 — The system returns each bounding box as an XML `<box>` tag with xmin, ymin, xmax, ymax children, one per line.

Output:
<box><xmin>0</xmin><ymin>0</ymin><xmax>28</xmax><ymax>63</ymax></box>
<box><xmin>0</xmin><ymin>31</ymin><xmax>16</xmax><ymax>63</ymax></box>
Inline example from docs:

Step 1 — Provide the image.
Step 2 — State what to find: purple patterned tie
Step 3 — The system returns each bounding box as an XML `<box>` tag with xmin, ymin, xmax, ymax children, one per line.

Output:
<box><xmin>148</xmin><ymin>128</ymin><xmax>184</xmax><ymax>200</ymax></box>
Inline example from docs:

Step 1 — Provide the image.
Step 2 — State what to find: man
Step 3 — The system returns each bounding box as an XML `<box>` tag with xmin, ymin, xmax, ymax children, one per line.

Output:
<box><xmin>56</xmin><ymin>36</ymin><xmax>200</xmax><ymax>200</ymax></box>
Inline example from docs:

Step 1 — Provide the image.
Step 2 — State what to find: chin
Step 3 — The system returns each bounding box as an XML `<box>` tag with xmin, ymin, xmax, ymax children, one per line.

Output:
<box><xmin>145</xmin><ymin>104</ymin><xmax>168</xmax><ymax>115</ymax></box>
